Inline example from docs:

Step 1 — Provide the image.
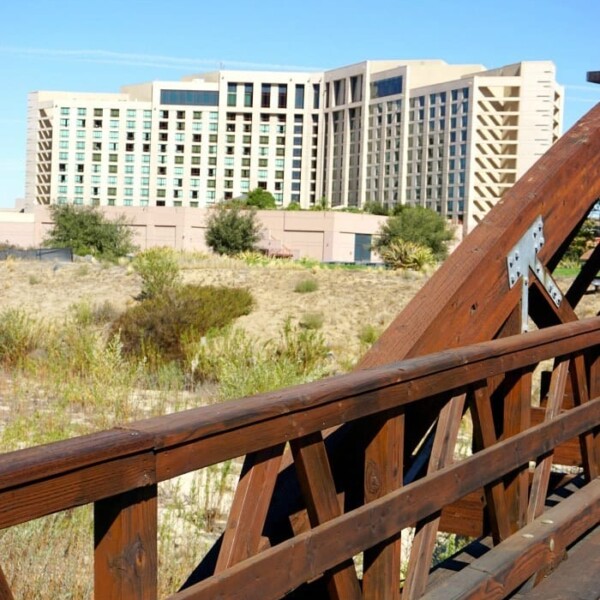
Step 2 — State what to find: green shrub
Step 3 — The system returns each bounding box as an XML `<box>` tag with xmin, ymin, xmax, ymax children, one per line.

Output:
<box><xmin>71</xmin><ymin>299</ymin><xmax>119</xmax><ymax>327</ymax></box>
<box><xmin>358</xmin><ymin>324</ymin><xmax>381</xmax><ymax>345</ymax></box>
<box><xmin>563</xmin><ymin>218</ymin><xmax>596</xmax><ymax>262</ymax></box>
<box><xmin>377</xmin><ymin>240</ymin><xmax>435</xmax><ymax>271</ymax></box>
<box><xmin>205</xmin><ymin>205</ymin><xmax>261</xmax><ymax>256</ymax></box>
<box><xmin>275</xmin><ymin>318</ymin><xmax>329</xmax><ymax>375</ymax></box>
<box><xmin>113</xmin><ymin>285</ymin><xmax>254</xmax><ymax>364</ymax></box>
<box><xmin>44</xmin><ymin>204</ymin><xmax>136</xmax><ymax>260</ymax></box>
<box><xmin>374</xmin><ymin>205</ymin><xmax>454</xmax><ymax>260</ymax></box>
<box><xmin>133</xmin><ymin>247</ymin><xmax>181</xmax><ymax>298</ymax></box>
<box><xmin>0</xmin><ymin>309</ymin><xmax>44</xmax><ymax>367</ymax></box>
<box><xmin>186</xmin><ymin>321</ymin><xmax>330</xmax><ymax>399</ymax></box>
<box><xmin>294</xmin><ymin>278</ymin><xmax>319</xmax><ymax>293</ymax></box>
<box><xmin>299</xmin><ymin>312</ymin><xmax>324</xmax><ymax>330</ymax></box>
<box><xmin>243</xmin><ymin>188</ymin><xmax>277</xmax><ymax>209</ymax></box>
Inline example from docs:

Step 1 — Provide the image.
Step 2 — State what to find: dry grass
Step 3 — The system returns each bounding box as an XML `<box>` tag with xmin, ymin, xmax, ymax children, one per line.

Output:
<box><xmin>1</xmin><ymin>254</ymin><xmax>599</xmax><ymax>597</ymax></box>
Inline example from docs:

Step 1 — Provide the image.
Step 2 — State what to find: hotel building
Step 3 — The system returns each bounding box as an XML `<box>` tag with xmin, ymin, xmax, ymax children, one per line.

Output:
<box><xmin>26</xmin><ymin>60</ymin><xmax>562</xmax><ymax>232</ymax></box>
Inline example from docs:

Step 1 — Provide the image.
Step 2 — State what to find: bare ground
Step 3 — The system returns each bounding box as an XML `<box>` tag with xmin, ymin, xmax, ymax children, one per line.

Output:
<box><xmin>0</xmin><ymin>256</ymin><xmax>432</xmax><ymax>368</ymax></box>
<box><xmin>1</xmin><ymin>256</ymin><xmax>599</xmax><ymax>368</ymax></box>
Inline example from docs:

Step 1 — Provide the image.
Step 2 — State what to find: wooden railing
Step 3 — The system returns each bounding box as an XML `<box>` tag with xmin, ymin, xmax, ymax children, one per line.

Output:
<box><xmin>1</xmin><ymin>317</ymin><xmax>599</xmax><ymax>599</ymax></box>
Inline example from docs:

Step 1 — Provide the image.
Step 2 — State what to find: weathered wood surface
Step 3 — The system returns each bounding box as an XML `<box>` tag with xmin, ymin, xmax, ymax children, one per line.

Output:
<box><xmin>95</xmin><ymin>485</ymin><xmax>158</xmax><ymax>600</ymax></box>
<box><xmin>512</xmin><ymin>525</ymin><xmax>600</xmax><ymax>599</ymax></box>
<box><xmin>166</xmin><ymin>401</ymin><xmax>600</xmax><ymax>600</ymax></box>
<box><xmin>360</xmin><ymin>103</ymin><xmax>600</xmax><ymax>367</ymax></box>
<box><xmin>131</xmin><ymin>317</ymin><xmax>600</xmax><ymax>481</ymax></box>
<box><xmin>421</xmin><ymin>478</ymin><xmax>600</xmax><ymax>600</ymax></box>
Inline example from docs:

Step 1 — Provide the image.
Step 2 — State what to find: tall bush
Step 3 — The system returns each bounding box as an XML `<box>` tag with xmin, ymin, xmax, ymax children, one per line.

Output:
<box><xmin>112</xmin><ymin>285</ymin><xmax>254</xmax><ymax>363</ymax></box>
<box><xmin>133</xmin><ymin>247</ymin><xmax>181</xmax><ymax>299</ymax></box>
<box><xmin>374</xmin><ymin>205</ymin><xmax>454</xmax><ymax>261</ymax></box>
<box><xmin>44</xmin><ymin>204</ymin><xmax>136</xmax><ymax>260</ymax></box>
<box><xmin>205</xmin><ymin>205</ymin><xmax>261</xmax><ymax>255</ymax></box>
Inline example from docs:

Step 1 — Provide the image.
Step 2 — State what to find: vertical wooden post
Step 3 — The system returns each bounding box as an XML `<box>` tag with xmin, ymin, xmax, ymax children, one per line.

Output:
<box><xmin>579</xmin><ymin>352</ymin><xmax>600</xmax><ymax>479</ymax></box>
<box><xmin>362</xmin><ymin>412</ymin><xmax>404</xmax><ymax>600</ymax></box>
<box><xmin>94</xmin><ymin>485</ymin><xmax>158</xmax><ymax>600</ymax></box>
<box><xmin>503</xmin><ymin>368</ymin><xmax>531</xmax><ymax>532</ymax></box>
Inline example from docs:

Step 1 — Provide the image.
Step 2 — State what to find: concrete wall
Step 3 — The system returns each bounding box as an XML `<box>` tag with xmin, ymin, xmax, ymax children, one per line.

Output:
<box><xmin>0</xmin><ymin>206</ymin><xmax>390</xmax><ymax>263</ymax></box>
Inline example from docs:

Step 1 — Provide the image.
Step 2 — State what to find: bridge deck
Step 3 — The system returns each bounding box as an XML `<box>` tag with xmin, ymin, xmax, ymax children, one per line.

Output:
<box><xmin>513</xmin><ymin>526</ymin><xmax>600</xmax><ymax>599</ymax></box>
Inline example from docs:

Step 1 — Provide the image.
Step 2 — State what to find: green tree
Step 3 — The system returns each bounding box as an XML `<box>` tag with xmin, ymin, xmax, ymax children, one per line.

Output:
<box><xmin>563</xmin><ymin>218</ymin><xmax>597</xmax><ymax>262</ymax></box>
<box><xmin>44</xmin><ymin>204</ymin><xmax>136</xmax><ymax>260</ymax></box>
<box><xmin>244</xmin><ymin>188</ymin><xmax>277</xmax><ymax>209</ymax></box>
<box><xmin>373</xmin><ymin>205</ymin><xmax>454</xmax><ymax>261</ymax></box>
<box><xmin>363</xmin><ymin>200</ymin><xmax>390</xmax><ymax>216</ymax></box>
<box><xmin>205</xmin><ymin>205</ymin><xmax>261</xmax><ymax>255</ymax></box>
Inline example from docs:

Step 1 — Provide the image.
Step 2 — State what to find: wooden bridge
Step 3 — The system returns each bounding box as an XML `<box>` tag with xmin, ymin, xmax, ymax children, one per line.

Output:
<box><xmin>2</xmin><ymin>104</ymin><xmax>600</xmax><ymax>599</ymax></box>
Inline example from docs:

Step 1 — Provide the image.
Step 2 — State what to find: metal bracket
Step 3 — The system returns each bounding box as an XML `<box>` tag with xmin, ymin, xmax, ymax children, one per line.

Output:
<box><xmin>507</xmin><ymin>216</ymin><xmax>562</xmax><ymax>332</ymax></box>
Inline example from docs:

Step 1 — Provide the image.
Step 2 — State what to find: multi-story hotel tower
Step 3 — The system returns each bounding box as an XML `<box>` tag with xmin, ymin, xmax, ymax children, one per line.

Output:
<box><xmin>26</xmin><ymin>60</ymin><xmax>562</xmax><ymax>232</ymax></box>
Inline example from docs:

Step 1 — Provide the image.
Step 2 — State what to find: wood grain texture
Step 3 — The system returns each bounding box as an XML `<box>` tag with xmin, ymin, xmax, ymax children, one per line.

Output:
<box><xmin>360</xmin><ymin>104</ymin><xmax>600</xmax><ymax>368</ymax></box>
<box><xmin>403</xmin><ymin>394</ymin><xmax>466</xmax><ymax>600</ymax></box>
<box><xmin>290</xmin><ymin>432</ymin><xmax>362</xmax><ymax>600</ymax></box>
<box><xmin>215</xmin><ymin>445</ymin><xmax>284</xmax><ymax>572</ymax></box>
<box><xmin>0</xmin><ymin>450</ymin><xmax>156</xmax><ymax>530</ymax></box>
<box><xmin>512</xmin><ymin>525</ymin><xmax>600</xmax><ymax>599</ymax></box>
<box><xmin>420</xmin><ymin>479</ymin><xmax>600</xmax><ymax>600</ymax></box>
<box><xmin>165</xmin><ymin>399</ymin><xmax>600</xmax><ymax>600</ymax></box>
<box><xmin>94</xmin><ymin>485</ymin><xmax>158</xmax><ymax>600</ymax></box>
<box><xmin>362</xmin><ymin>413</ymin><xmax>403</xmax><ymax>600</ymax></box>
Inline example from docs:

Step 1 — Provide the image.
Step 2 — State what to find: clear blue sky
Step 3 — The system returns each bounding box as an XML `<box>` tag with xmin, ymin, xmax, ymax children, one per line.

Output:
<box><xmin>1</xmin><ymin>0</ymin><xmax>599</xmax><ymax>208</ymax></box>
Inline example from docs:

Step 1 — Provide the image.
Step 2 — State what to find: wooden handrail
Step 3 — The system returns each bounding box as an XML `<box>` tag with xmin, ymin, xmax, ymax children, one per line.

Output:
<box><xmin>0</xmin><ymin>317</ymin><xmax>599</xmax><ymax>598</ymax></box>
<box><xmin>1</xmin><ymin>318</ymin><xmax>599</xmax><ymax>530</ymax></box>
<box><xmin>167</xmin><ymin>402</ymin><xmax>600</xmax><ymax>600</ymax></box>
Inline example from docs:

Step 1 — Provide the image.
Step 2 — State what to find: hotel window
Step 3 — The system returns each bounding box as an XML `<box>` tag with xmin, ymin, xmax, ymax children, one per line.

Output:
<box><xmin>313</xmin><ymin>84</ymin><xmax>320</xmax><ymax>109</ymax></box>
<box><xmin>244</xmin><ymin>83</ymin><xmax>253</xmax><ymax>107</ymax></box>
<box><xmin>278</xmin><ymin>84</ymin><xmax>288</xmax><ymax>109</ymax></box>
<box><xmin>261</xmin><ymin>84</ymin><xmax>271</xmax><ymax>108</ymax></box>
<box><xmin>228</xmin><ymin>83</ymin><xmax>237</xmax><ymax>107</ymax></box>
<box><xmin>127</xmin><ymin>120</ymin><xmax>135</xmax><ymax>129</ymax></box>
<box><xmin>294</xmin><ymin>84</ymin><xmax>304</xmax><ymax>109</ymax></box>
<box><xmin>60</xmin><ymin>107</ymin><xmax>70</xmax><ymax>115</ymax></box>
